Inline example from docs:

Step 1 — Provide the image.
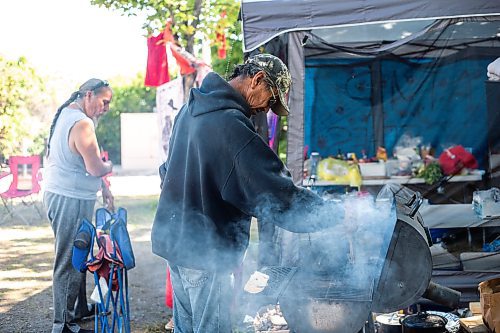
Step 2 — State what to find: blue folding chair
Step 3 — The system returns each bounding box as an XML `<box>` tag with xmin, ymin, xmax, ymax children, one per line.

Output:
<box><xmin>72</xmin><ymin>207</ymin><xmax>135</xmax><ymax>333</ymax></box>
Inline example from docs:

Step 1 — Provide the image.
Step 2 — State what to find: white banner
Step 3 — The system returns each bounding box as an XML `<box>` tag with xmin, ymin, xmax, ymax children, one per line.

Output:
<box><xmin>156</xmin><ymin>77</ymin><xmax>184</xmax><ymax>162</ymax></box>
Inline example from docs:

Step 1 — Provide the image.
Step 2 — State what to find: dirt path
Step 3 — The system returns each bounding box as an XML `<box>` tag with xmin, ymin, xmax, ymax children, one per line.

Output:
<box><xmin>0</xmin><ymin>196</ymin><xmax>170</xmax><ymax>333</ymax></box>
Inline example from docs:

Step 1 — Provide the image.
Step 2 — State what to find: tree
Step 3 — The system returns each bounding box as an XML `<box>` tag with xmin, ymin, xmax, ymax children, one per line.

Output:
<box><xmin>91</xmin><ymin>0</ymin><xmax>243</xmax><ymax>110</ymax></box>
<box><xmin>90</xmin><ymin>0</ymin><xmax>241</xmax><ymax>57</ymax></box>
<box><xmin>209</xmin><ymin>22</ymin><xmax>243</xmax><ymax>78</ymax></box>
<box><xmin>0</xmin><ymin>56</ymin><xmax>53</xmax><ymax>162</ymax></box>
<box><xmin>90</xmin><ymin>0</ymin><xmax>244</xmax><ymax>164</ymax></box>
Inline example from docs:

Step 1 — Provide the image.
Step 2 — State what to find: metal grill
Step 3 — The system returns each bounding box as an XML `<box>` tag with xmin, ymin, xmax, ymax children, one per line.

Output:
<box><xmin>292</xmin><ymin>276</ymin><xmax>374</xmax><ymax>301</ymax></box>
<box><xmin>252</xmin><ymin>266</ymin><xmax>374</xmax><ymax>303</ymax></box>
<box><xmin>257</xmin><ymin>266</ymin><xmax>298</xmax><ymax>299</ymax></box>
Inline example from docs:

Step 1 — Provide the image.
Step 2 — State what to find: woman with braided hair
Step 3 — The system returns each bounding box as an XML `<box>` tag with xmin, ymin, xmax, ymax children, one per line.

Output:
<box><xmin>43</xmin><ymin>78</ymin><xmax>114</xmax><ymax>333</ymax></box>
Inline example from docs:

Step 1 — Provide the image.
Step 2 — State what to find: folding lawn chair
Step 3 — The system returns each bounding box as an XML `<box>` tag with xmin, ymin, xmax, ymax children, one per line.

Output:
<box><xmin>72</xmin><ymin>207</ymin><xmax>135</xmax><ymax>333</ymax></box>
<box><xmin>0</xmin><ymin>155</ymin><xmax>44</xmax><ymax>223</ymax></box>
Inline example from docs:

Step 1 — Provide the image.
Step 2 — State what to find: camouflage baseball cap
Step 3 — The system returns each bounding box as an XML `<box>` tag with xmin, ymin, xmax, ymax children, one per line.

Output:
<box><xmin>245</xmin><ymin>54</ymin><xmax>292</xmax><ymax>116</ymax></box>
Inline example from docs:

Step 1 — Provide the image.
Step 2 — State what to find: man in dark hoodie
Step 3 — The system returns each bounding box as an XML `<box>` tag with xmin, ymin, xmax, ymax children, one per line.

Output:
<box><xmin>151</xmin><ymin>54</ymin><xmax>344</xmax><ymax>332</ymax></box>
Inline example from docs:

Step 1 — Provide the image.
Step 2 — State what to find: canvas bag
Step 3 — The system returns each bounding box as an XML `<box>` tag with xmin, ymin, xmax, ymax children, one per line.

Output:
<box><xmin>479</xmin><ymin>277</ymin><xmax>500</xmax><ymax>333</ymax></box>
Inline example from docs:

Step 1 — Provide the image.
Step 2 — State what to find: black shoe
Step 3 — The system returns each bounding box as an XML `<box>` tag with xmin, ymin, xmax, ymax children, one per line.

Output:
<box><xmin>77</xmin><ymin>329</ymin><xmax>94</xmax><ymax>333</ymax></box>
<box><xmin>75</xmin><ymin>303</ymin><xmax>96</xmax><ymax>321</ymax></box>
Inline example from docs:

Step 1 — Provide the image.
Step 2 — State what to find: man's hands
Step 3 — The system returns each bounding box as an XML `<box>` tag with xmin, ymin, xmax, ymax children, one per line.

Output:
<box><xmin>102</xmin><ymin>184</ymin><xmax>115</xmax><ymax>212</ymax></box>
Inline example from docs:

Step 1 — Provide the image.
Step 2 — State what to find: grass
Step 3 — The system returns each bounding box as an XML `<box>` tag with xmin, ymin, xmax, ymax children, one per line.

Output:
<box><xmin>0</xmin><ymin>194</ymin><xmax>263</xmax><ymax>332</ymax></box>
<box><xmin>0</xmin><ymin>195</ymin><xmax>169</xmax><ymax>333</ymax></box>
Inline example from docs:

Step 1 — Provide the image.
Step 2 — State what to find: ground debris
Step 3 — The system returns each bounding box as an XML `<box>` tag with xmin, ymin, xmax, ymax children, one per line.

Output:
<box><xmin>253</xmin><ymin>304</ymin><xmax>289</xmax><ymax>332</ymax></box>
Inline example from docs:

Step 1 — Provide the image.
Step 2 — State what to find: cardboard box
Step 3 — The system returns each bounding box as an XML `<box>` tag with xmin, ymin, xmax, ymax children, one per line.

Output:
<box><xmin>470</xmin><ymin>302</ymin><xmax>482</xmax><ymax>315</ymax></box>
<box><xmin>459</xmin><ymin>315</ymin><xmax>489</xmax><ymax>333</ymax></box>
<box><xmin>359</xmin><ymin>162</ymin><xmax>386</xmax><ymax>177</ymax></box>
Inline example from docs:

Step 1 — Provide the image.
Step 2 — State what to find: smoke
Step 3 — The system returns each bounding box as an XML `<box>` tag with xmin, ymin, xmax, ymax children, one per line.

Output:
<box><xmin>248</xmin><ymin>186</ymin><xmax>396</xmax><ymax>296</ymax></box>
<box><xmin>291</xmin><ymin>190</ymin><xmax>397</xmax><ymax>297</ymax></box>
<box><xmin>154</xmin><ymin>181</ymin><xmax>400</xmax><ymax>332</ymax></box>
<box><xmin>233</xmin><ymin>187</ymin><xmax>399</xmax><ymax>332</ymax></box>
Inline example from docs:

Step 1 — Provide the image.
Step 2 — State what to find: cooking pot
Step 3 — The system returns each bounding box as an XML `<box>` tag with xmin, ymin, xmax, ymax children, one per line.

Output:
<box><xmin>376</xmin><ymin>313</ymin><xmax>403</xmax><ymax>333</ymax></box>
<box><xmin>401</xmin><ymin>313</ymin><xmax>447</xmax><ymax>333</ymax></box>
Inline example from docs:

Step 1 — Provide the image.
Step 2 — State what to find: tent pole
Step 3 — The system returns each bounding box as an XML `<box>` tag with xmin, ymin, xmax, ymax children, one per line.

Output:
<box><xmin>371</xmin><ymin>59</ymin><xmax>385</xmax><ymax>150</ymax></box>
<box><xmin>286</xmin><ymin>31</ymin><xmax>307</xmax><ymax>185</ymax></box>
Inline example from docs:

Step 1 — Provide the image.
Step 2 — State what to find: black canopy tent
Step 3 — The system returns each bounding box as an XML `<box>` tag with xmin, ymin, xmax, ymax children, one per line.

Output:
<box><xmin>240</xmin><ymin>0</ymin><xmax>500</xmax><ymax>184</ymax></box>
<box><xmin>240</xmin><ymin>0</ymin><xmax>500</xmax><ymax>305</ymax></box>
<box><xmin>241</xmin><ymin>0</ymin><xmax>500</xmax><ymax>53</ymax></box>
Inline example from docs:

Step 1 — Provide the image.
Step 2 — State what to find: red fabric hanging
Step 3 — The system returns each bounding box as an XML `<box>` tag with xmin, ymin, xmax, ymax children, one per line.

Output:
<box><xmin>165</xmin><ymin>267</ymin><xmax>173</xmax><ymax>309</ymax></box>
<box><xmin>145</xmin><ymin>33</ymin><xmax>170</xmax><ymax>87</ymax></box>
<box><xmin>216</xmin><ymin>11</ymin><xmax>227</xmax><ymax>59</ymax></box>
<box><xmin>216</xmin><ymin>32</ymin><xmax>227</xmax><ymax>59</ymax></box>
<box><xmin>169</xmin><ymin>44</ymin><xmax>197</xmax><ymax>75</ymax></box>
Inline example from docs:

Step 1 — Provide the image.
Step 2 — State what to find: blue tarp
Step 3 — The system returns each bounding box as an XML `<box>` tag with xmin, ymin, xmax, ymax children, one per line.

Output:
<box><xmin>304</xmin><ymin>56</ymin><xmax>494</xmax><ymax>167</ymax></box>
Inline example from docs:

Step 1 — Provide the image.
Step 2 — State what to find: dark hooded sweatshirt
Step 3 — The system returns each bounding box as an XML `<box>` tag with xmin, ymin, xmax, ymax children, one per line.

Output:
<box><xmin>151</xmin><ymin>72</ymin><xmax>334</xmax><ymax>272</ymax></box>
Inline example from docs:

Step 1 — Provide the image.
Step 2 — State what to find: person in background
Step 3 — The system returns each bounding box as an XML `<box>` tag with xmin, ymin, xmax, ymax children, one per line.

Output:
<box><xmin>152</xmin><ymin>54</ymin><xmax>344</xmax><ymax>332</ymax></box>
<box><xmin>43</xmin><ymin>78</ymin><xmax>114</xmax><ymax>333</ymax></box>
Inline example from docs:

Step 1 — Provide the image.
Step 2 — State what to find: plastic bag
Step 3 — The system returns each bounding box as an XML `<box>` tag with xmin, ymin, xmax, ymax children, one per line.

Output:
<box><xmin>439</xmin><ymin>145</ymin><xmax>478</xmax><ymax>175</ymax></box>
<box><xmin>393</xmin><ymin>133</ymin><xmax>422</xmax><ymax>175</ymax></box>
<box><xmin>472</xmin><ymin>187</ymin><xmax>500</xmax><ymax>219</ymax></box>
<box><xmin>393</xmin><ymin>133</ymin><xmax>422</xmax><ymax>158</ymax></box>
<box><xmin>317</xmin><ymin>157</ymin><xmax>362</xmax><ymax>187</ymax></box>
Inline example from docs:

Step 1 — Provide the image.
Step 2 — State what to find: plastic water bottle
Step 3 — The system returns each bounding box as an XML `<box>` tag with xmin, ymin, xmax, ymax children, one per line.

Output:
<box><xmin>310</xmin><ymin>152</ymin><xmax>320</xmax><ymax>180</ymax></box>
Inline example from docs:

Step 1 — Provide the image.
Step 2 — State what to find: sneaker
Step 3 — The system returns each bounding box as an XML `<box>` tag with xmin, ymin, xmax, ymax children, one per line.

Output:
<box><xmin>165</xmin><ymin>318</ymin><xmax>174</xmax><ymax>331</ymax></box>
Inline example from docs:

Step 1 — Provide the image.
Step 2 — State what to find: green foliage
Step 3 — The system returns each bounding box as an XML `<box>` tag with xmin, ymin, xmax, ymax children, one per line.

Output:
<box><xmin>95</xmin><ymin>74</ymin><xmax>156</xmax><ymax>164</ymax></box>
<box><xmin>88</xmin><ymin>0</ymin><xmax>246</xmax><ymax>163</ymax></box>
<box><xmin>417</xmin><ymin>162</ymin><xmax>443</xmax><ymax>185</ymax></box>
<box><xmin>89</xmin><ymin>0</ymin><xmax>243</xmax><ymax>70</ymax></box>
<box><xmin>90</xmin><ymin>0</ymin><xmax>240</xmax><ymax>50</ymax></box>
<box><xmin>0</xmin><ymin>56</ymin><xmax>52</xmax><ymax>162</ymax></box>
<box><xmin>210</xmin><ymin>22</ymin><xmax>243</xmax><ymax>77</ymax></box>
<box><xmin>278</xmin><ymin>117</ymin><xmax>288</xmax><ymax>163</ymax></box>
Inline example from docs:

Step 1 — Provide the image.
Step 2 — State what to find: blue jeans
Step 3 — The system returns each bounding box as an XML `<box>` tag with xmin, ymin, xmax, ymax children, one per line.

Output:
<box><xmin>168</xmin><ymin>263</ymin><xmax>233</xmax><ymax>333</ymax></box>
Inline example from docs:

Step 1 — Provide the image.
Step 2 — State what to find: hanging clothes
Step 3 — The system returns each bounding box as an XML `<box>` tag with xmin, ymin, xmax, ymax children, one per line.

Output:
<box><xmin>267</xmin><ymin>112</ymin><xmax>279</xmax><ymax>150</ymax></box>
<box><xmin>165</xmin><ymin>268</ymin><xmax>173</xmax><ymax>309</ymax></box>
<box><xmin>145</xmin><ymin>33</ymin><xmax>170</xmax><ymax>87</ymax></box>
<box><xmin>216</xmin><ymin>11</ymin><xmax>227</xmax><ymax>59</ymax></box>
<box><xmin>216</xmin><ymin>32</ymin><xmax>227</xmax><ymax>59</ymax></box>
<box><xmin>169</xmin><ymin>44</ymin><xmax>197</xmax><ymax>75</ymax></box>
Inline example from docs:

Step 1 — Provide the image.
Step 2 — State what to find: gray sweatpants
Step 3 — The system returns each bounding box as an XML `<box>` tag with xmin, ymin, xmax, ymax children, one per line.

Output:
<box><xmin>44</xmin><ymin>191</ymin><xmax>95</xmax><ymax>333</ymax></box>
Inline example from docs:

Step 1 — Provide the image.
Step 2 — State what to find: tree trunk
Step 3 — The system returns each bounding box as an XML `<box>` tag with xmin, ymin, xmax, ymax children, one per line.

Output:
<box><xmin>182</xmin><ymin>0</ymin><xmax>203</xmax><ymax>102</ymax></box>
<box><xmin>186</xmin><ymin>0</ymin><xmax>203</xmax><ymax>54</ymax></box>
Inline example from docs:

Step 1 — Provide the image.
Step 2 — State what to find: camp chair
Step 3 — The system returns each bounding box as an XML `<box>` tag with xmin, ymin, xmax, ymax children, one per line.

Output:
<box><xmin>72</xmin><ymin>207</ymin><xmax>135</xmax><ymax>333</ymax></box>
<box><xmin>0</xmin><ymin>155</ymin><xmax>43</xmax><ymax>222</ymax></box>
